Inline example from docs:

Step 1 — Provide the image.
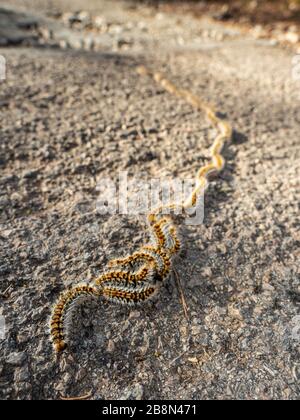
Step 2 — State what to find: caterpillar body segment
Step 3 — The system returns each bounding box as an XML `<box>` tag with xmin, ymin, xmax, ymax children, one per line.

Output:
<box><xmin>139</xmin><ymin>246</ymin><xmax>169</xmax><ymax>278</ymax></box>
<box><xmin>108</xmin><ymin>251</ymin><xmax>155</xmax><ymax>269</ymax></box>
<box><xmin>150</xmin><ymin>218</ymin><xmax>171</xmax><ymax>248</ymax></box>
<box><xmin>165</xmin><ymin>226</ymin><xmax>181</xmax><ymax>255</ymax></box>
<box><xmin>210</xmin><ymin>135</ymin><xmax>224</xmax><ymax>155</ymax></box>
<box><xmin>212</xmin><ymin>154</ymin><xmax>225</xmax><ymax>171</ymax></box>
<box><xmin>148</xmin><ymin>216</ymin><xmax>181</xmax><ymax>257</ymax></box>
<box><xmin>108</xmin><ymin>245</ymin><xmax>173</xmax><ymax>283</ymax></box>
<box><xmin>142</xmin><ymin>246</ymin><xmax>172</xmax><ymax>280</ymax></box>
<box><xmin>219</xmin><ymin>121</ymin><xmax>232</xmax><ymax>138</ymax></box>
<box><xmin>94</xmin><ymin>265</ymin><xmax>154</xmax><ymax>288</ymax></box>
<box><xmin>136</xmin><ymin>65</ymin><xmax>151</xmax><ymax>76</ymax></box>
<box><xmin>206</xmin><ymin>109</ymin><xmax>220</xmax><ymax>127</ymax></box>
<box><xmin>197</xmin><ymin>163</ymin><xmax>218</xmax><ymax>179</ymax></box>
<box><xmin>160</xmin><ymin>79</ymin><xmax>177</xmax><ymax>95</ymax></box>
<box><xmin>147</xmin><ymin>203</ymin><xmax>183</xmax><ymax>226</ymax></box>
<box><xmin>153</xmin><ymin>71</ymin><xmax>164</xmax><ymax>83</ymax></box>
<box><xmin>50</xmin><ymin>285</ymin><xmax>101</xmax><ymax>353</ymax></box>
<box><xmin>109</xmin><ymin>248</ymin><xmax>168</xmax><ymax>280</ymax></box>
<box><xmin>183</xmin><ymin>177</ymin><xmax>208</xmax><ymax>209</ymax></box>
<box><xmin>181</xmin><ymin>91</ymin><xmax>216</xmax><ymax>116</ymax></box>
<box><xmin>159</xmin><ymin>222</ymin><xmax>181</xmax><ymax>255</ymax></box>
<box><xmin>138</xmin><ymin>248</ymin><xmax>172</xmax><ymax>280</ymax></box>
<box><xmin>107</xmin><ymin>251</ymin><xmax>156</xmax><ymax>273</ymax></box>
<box><xmin>102</xmin><ymin>284</ymin><xmax>157</xmax><ymax>305</ymax></box>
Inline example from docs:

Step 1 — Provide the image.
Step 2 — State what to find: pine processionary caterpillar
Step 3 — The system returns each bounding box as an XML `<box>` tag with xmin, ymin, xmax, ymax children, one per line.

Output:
<box><xmin>109</xmin><ymin>250</ymin><xmax>165</xmax><ymax>277</ymax></box>
<box><xmin>49</xmin><ymin>66</ymin><xmax>232</xmax><ymax>353</ymax></box>
<box><xmin>102</xmin><ymin>284</ymin><xmax>157</xmax><ymax>305</ymax></box>
<box><xmin>50</xmin><ymin>285</ymin><xmax>101</xmax><ymax>352</ymax></box>
<box><xmin>94</xmin><ymin>265</ymin><xmax>155</xmax><ymax>288</ymax></box>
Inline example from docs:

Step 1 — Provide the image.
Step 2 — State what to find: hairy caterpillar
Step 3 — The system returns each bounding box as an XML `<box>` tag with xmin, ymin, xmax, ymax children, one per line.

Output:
<box><xmin>95</xmin><ymin>265</ymin><xmax>154</xmax><ymax>287</ymax></box>
<box><xmin>50</xmin><ymin>285</ymin><xmax>101</xmax><ymax>352</ymax></box>
<box><xmin>102</xmin><ymin>284</ymin><xmax>157</xmax><ymax>305</ymax></box>
<box><xmin>108</xmin><ymin>250</ymin><xmax>168</xmax><ymax>279</ymax></box>
<box><xmin>49</xmin><ymin>66</ymin><xmax>232</xmax><ymax>353</ymax></box>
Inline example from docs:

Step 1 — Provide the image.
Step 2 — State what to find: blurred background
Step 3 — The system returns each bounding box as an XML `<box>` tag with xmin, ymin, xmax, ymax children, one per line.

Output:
<box><xmin>137</xmin><ymin>1</ymin><xmax>300</xmax><ymax>28</ymax></box>
<box><xmin>137</xmin><ymin>1</ymin><xmax>300</xmax><ymax>43</ymax></box>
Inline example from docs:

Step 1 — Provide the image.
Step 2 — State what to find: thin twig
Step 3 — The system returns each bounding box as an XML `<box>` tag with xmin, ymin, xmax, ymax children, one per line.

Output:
<box><xmin>0</xmin><ymin>285</ymin><xmax>13</xmax><ymax>299</ymax></box>
<box><xmin>60</xmin><ymin>391</ymin><xmax>93</xmax><ymax>401</ymax></box>
<box><xmin>169</xmin><ymin>350</ymin><xmax>188</xmax><ymax>366</ymax></box>
<box><xmin>173</xmin><ymin>268</ymin><xmax>189</xmax><ymax>320</ymax></box>
<box><xmin>190</xmin><ymin>260</ymin><xmax>200</xmax><ymax>277</ymax></box>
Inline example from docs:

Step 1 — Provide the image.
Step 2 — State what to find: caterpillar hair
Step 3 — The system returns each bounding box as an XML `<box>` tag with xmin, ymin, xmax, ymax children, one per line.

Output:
<box><xmin>50</xmin><ymin>285</ymin><xmax>101</xmax><ymax>352</ymax></box>
<box><xmin>94</xmin><ymin>264</ymin><xmax>155</xmax><ymax>288</ymax></box>
<box><xmin>102</xmin><ymin>284</ymin><xmax>158</xmax><ymax>305</ymax></box>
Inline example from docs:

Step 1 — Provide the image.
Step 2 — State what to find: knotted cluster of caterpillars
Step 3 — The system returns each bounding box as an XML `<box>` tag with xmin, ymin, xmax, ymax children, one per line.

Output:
<box><xmin>50</xmin><ymin>66</ymin><xmax>232</xmax><ymax>353</ymax></box>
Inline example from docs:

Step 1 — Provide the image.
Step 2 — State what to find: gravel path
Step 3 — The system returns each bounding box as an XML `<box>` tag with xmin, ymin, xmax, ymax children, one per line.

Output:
<box><xmin>0</xmin><ymin>0</ymin><xmax>299</xmax><ymax>400</ymax></box>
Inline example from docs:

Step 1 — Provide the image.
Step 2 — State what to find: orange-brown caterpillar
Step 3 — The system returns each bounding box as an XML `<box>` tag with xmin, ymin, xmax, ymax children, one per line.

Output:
<box><xmin>50</xmin><ymin>285</ymin><xmax>101</xmax><ymax>352</ymax></box>
<box><xmin>50</xmin><ymin>66</ymin><xmax>232</xmax><ymax>353</ymax></box>
<box><xmin>109</xmin><ymin>249</ymin><xmax>167</xmax><ymax>278</ymax></box>
<box><xmin>102</xmin><ymin>284</ymin><xmax>157</xmax><ymax>305</ymax></box>
<box><xmin>95</xmin><ymin>265</ymin><xmax>155</xmax><ymax>287</ymax></box>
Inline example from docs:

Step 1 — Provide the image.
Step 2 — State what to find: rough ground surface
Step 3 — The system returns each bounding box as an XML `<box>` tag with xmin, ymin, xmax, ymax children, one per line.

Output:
<box><xmin>0</xmin><ymin>0</ymin><xmax>299</xmax><ymax>400</ymax></box>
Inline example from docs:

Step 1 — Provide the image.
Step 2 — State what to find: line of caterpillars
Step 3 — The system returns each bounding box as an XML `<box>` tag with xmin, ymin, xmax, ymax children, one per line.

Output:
<box><xmin>50</xmin><ymin>66</ymin><xmax>232</xmax><ymax>353</ymax></box>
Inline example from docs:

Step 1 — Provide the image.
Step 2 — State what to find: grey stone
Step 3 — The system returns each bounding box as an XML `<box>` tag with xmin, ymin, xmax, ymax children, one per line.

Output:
<box><xmin>6</xmin><ymin>352</ymin><xmax>26</xmax><ymax>366</ymax></box>
<box><xmin>120</xmin><ymin>384</ymin><xmax>144</xmax><ymax>400</ymax></box>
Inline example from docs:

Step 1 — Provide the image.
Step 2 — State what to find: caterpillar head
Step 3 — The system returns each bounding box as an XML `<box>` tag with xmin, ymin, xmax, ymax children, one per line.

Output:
<box><xmin>54</xmin><ymin>340</ymin><xmax>67</xmax><ymax>353</ymax></box>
